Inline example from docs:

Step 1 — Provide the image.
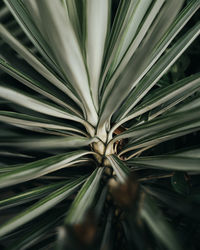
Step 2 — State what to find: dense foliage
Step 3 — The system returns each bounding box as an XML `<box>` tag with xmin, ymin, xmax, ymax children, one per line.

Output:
<box><xmin>0</xmin><ymin>0</ymin><xmax>200</xmax><ymax>249</ymax></box>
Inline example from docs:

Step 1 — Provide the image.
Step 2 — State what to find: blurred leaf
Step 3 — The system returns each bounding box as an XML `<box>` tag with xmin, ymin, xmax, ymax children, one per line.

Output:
<box><xmin>0</xmin><ymin>150</ymin><xmax>92</xmax><ymax>188</ymax></box>
<box><xmin>106</xmin><ymin>154</ymin><xmax>130</xmax><ymax>183</ymax></box>
<box><xmin>0</xmin><ymin>176</ymin><xmax>86</xmax><ymax>237</ymax></box>
<box><xmin>171</xmin><ymin>172</ymin><xmax>190</xmax><ymax>195</ymax></box>
<box><xmin>141</xmin><ymin>195</ymin><xmax>182</xmax><ymax>250</ymax></box>
<box><xmin>65</xmin><ymin>167</ymin><xmax>104</xmax><ymax>224</ymax></box>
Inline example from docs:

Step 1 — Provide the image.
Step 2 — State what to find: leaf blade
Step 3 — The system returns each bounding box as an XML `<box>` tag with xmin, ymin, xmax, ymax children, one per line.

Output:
<box><xmin>0</xmin><ymin>176</ymin><xmax>86</xmax><ymax>237</ymax></box>
<box><xmin>65</xmin><ymin>167</ymin><xmax>104</xmax><ymax>224</ymax></box>
<box><xmin>0</xmin><ymin>150</ymin><xmax>93</xmax><ymax>188</ymax></box>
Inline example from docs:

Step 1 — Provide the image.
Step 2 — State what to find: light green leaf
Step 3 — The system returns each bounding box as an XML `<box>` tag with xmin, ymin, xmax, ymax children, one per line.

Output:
<box><xmin>35</xmin><ymin>0</ymin><xmax>98</xmax><ymax>125</ymax></box>
<box><xmin>174</xmin><ymin>148</ymin><xmax>200</xmax><ymax>158</ymax></box>
<box><xmin>65</xmin><ymin>167</ymin><xmax>104</xmax><ymax>224</ymax></box>
<box><xmin>102</xmin><ymin>0</ymin><xmax>153</xmax><ymax>86</ymax></box>
<box><xmin>114</xmin><ymin>107</ymin><xmax>200</xmax><ymax>157</ymax></box>
<box><xmin>99</xmin><ymin>1</ymin><xmax>197</xmax><ymax>128</ymax></box>
<box><xmin>3</xmin><ymin>0</ymin><xmax>59</xmax><ymax>73</ymax></box>
<box><xmin>0</xmin><ymin>57</ymin><xmax>82</xmax><ymax>116</ymax></box>
<box><xmin>172</xmin><ymin>96</ymin><xmax>200</xmax><ymax>114</ymax></box>
<box><xmin>0</xmin><ymin>5</ymin><xmax>9</xmax><ymax>21</ymax></box>
<box><xmin>113</xmin><ymin>107</ymin><xmax>200</xmax><ymax>144</ymax></box>
<box><xmin>0</xmin><ymin>24</ymin><xmax>81</xmax><ymax>106</ymax></box>
<box><xmin>0</xmin><ymin>150</ymin><xmax>93</xmax><ymax>188</ymax></box>
<box><xmin>0</xmin><ymin>111</ymin><xmax>87</xmax><ymax>136</ymax></box>
<box><xmin>121</xmin><ymin>126</ymin><xmax>200</xmax><ymax>158</ymax></box>
<box><xmin>22</xmin><ymin>0</ymin><xmax>44</xmax><ymax>35</ymax></box>
<box><xmin>0</xmin><ymin>135</ymin><xmax>97</xmax><ymax>151</ymax></box>
<box><xmin>100</xmin><ymin>0</ymin><xmax>165</xmax><ymax>103</ymax></box>
<box><xmin>85</xmin><ymin>0</ymin><xmax>110</xmax><ymax>109</ymax></box>
<box><xmin>0</xmin><ymin>151</ymin><xmax>33</xmax><ymax>160</ymax></box>
<box><xmin>115</xmin><ymin>21</ymin><xmax>200</xmax><ymax>122</ymax></box>
<box><xmin>0</xmin><ymin>86</ymin><xmax>85</xmax><ymax>124</ymax></box>
<box><xmin>63</xmin><ymin>0</ymin><xmax>82</xmax><ymax>45</ymax></box>
<box><xmin>112</xmin><ymin>73</ymin><xmax>200</xmax><ymax>131</ymax></box>
<box><xmin>128</xmin><ymin>149</ymin><xmax>200</xmax><ymax>171</ymax></box>
<box><xmin>106</xmin><ymin>155</ymin><xmax>129</xmax><ymax>183</ymax></box>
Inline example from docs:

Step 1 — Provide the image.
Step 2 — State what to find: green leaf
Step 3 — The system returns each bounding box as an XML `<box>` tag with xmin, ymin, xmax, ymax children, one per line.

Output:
<box><xmin>102</xmin><ymin>0</ymin><xmax>153</xmax><ymax>86</ymax></box>
<box><xmin>100</xmin><ymin>209</ymin><xmax>113</xmax><ymax>250</ymax></box>
<box><xmin>0</xmin><ymin>135</ymin><xmax>97</xmax><ymax>151</ymax></box>
<box><xmin>35</xmin><ymin>0</ymin><xmax>98</xmax><ymax>125</ymax></box>
<box><xmin>0</xmin><ymin>56</ymin><xmax>82</xmax><ymax>116</ymax></box>
<box><xmin>55</xmin><ymin>226</ymin><xmax>68</xmax><ymax>250</ymax></box>
<box><xmin>8</xmin><ymin>209</ymin><xmax>64</xmax><ymax>250</ymax></box>
<box><xmin>144</xmin><ymin>186</ymin><xmax>200</xmax><ymax>220</ymax></box>
<box><xmin>65</xmin><ymin>167</ymin><xmax>104</xmax><ymax>224</ymax></box>
<box><xmin>101</xmin><ymin>0</ymin><xmax>163</xmax><ymax>95</ymax></box>
<box><xmin>85</xmin><ymin>0</ymin><xmax>110</xmax><ymax>109</ymax></box>
<box><xmin>63</xmin><ymin>0</ymin><xmax>82</xmax><ymax>46</ymax></box>
<box><xmin>0</xmin><ymin>151</ymin><xmax>33</xmax><ymax>161</ymax></box>
<box><xmin>121</xmin><ymin>126</ymin><xmax>200</xmax><ymax>157</ymax></box>
<box><xmin>114</xmin><ymin>73</ymin><xmax>200</xmax><ymax>129</ymax></box>
<box><xmin>99</xmin><ymin>0</ymin><xmax>185</xmax><ymax>127</ymax></box>
<box><xmin>0</xmin><ymin>23</ymin><xmax>81</xmax><ymax>106</ymax></box>
<box><xmin>0</xmin><ymin>150</ymin><xmax>93</xmax><ymax>188</ymax></box>
<box><xmin>0</xmin><ymin>5</ymin><xmax>9</xmax><ymax>21</ymax></box>
<box><xmin>106</xmin><ymin>155</ymin><xmax>130</xmax><ymax>183</ymax></box>
<box><xmin>0</xmin><ymin>176</ymin><xmax>86</xmax><ymax>237</ymax></box>
<box><xmin>0</xmin><ymin>86</ymin><xmax>85</xmax><ymax>124</ymax></box>
<box><xmin>141</xmin><ymin>195</ymin><xmax>182</xmax><ymax>250</ymax></box>
<box><xmin>3</xmin><ymin>0</ymin><xmax>59</xmax><ymax>73</ymax></box>
<box><xmin>112</xmin><ymin>107</ymin><xmax>200</xmax><ymax>155</ymax></box>
<box><xmin>171</xmin><ymin>172</ymin><xmax>190</xmax><ymax>195</ymax></box>
<box><xmin>0</xmin><ymin>182</ymin><xmax>66</xmax><ymax>210</ymax></box>
<box><xmin>0</xmin><ymin>0</ymin><xmax>200</xmax><ymax>248</ymax></box>
<box><xmin>128</xmin><ymin>149</ymin><xmax>200</xmax><ymax>171</ymax></box>
<box><xmin>0</xmin><ymin>111</ymin><xmax>87</xmax><ymax>136</ymax></box>
<box><xmin>149</xmin><ymin>0</ymin><xmax>200</xmax><ymax>69</ymax></box>
<box><xmin>172</xmin><ymin>96</ymin><xmax>200</xmax><ymax>114</ymax></box>
<box><xmin>114</xmin><ymin>21</ymin><xmax>200</xmax><ymax>122</ymax></box>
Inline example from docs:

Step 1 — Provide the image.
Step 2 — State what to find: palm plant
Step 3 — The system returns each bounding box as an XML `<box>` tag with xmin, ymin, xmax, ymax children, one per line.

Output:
<box><xmin>0</xmin><ymin>0</ymin><xmax>200</xmax><ymax>249</ymax></box>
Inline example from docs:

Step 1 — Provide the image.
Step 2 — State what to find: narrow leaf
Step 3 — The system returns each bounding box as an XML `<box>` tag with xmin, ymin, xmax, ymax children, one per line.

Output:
<box><xmin>0</xmin><ymin>136</ymin><xmax>97</xmax><ymax>151</ymax></box>
<box><xmin>35</xmin><ymin>0</ymin><xmax>98</xmax><ymax>125</ymax></box>
<box><xmin>0</xmin><ymin>150</ymin><xmax>93</xmax><ymax>188</ymax></box>
<box><xmin>141</xmin><ymin>195</ymin><xmax>182</xmax><ymax>250</ymax></box>
<box><xmin>65</xmin><ymin>167</ymin><xmax>104</xmax><ymax>224</ymax></box>
<box><xmin>0</xmin><ymin>111</ymin><xmax>87</xmax><ymax>136</ymax></box>
<box><xmin>86</xmin><ymin>0</ymin><xmax>110</xmax><ymax>109</ymax></box>
<box><xmin>0</xmin><ymin>182</ymin><xmax>65</xmax><ymax>210</ymax></box>
<box><xmin>3</xmin><ymin>0</ymin><xmax>59</xmax><ymax>72</ymax></box>
<box><xmin>116</xmin><ymin>73</ymin><xmax>200</xmax><ymax>128</ymax></box>
<box><xmin>0</xmin><ymin>23</ymin><xmax>81</xmax><ymax>106</ymax></box>
<box><xmin>0</xmin><ymin>86</ymin><xmax>84</xmax><ymax>124</ymax></box>
<box><xmin>128</xmin><ymin>149</ymin><xmax>200</xmax><ymax>171</ymax></box>
<box><xmin>0</xmin><ymin>177</ymin><xmax>86</xmax><ymax>237</ymax></box>
<box><xmin>106</xmin><ymin>155</ymin><xmax>130</xmax><ymax>183</ymax></box>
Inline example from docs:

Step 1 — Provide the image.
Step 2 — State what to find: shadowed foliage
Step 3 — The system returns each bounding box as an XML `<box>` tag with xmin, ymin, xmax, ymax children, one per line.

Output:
<box><xmin>0</xmin><ymin>0</ymin><xmax>200</xmax><ymax>249</ymax></box>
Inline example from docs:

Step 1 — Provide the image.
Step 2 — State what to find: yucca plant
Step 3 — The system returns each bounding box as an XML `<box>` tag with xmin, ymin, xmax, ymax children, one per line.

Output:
<box><xmin>0</xmin><ymin>0</ymin><xmax>200</xmax><ymax>249</ymax></box>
